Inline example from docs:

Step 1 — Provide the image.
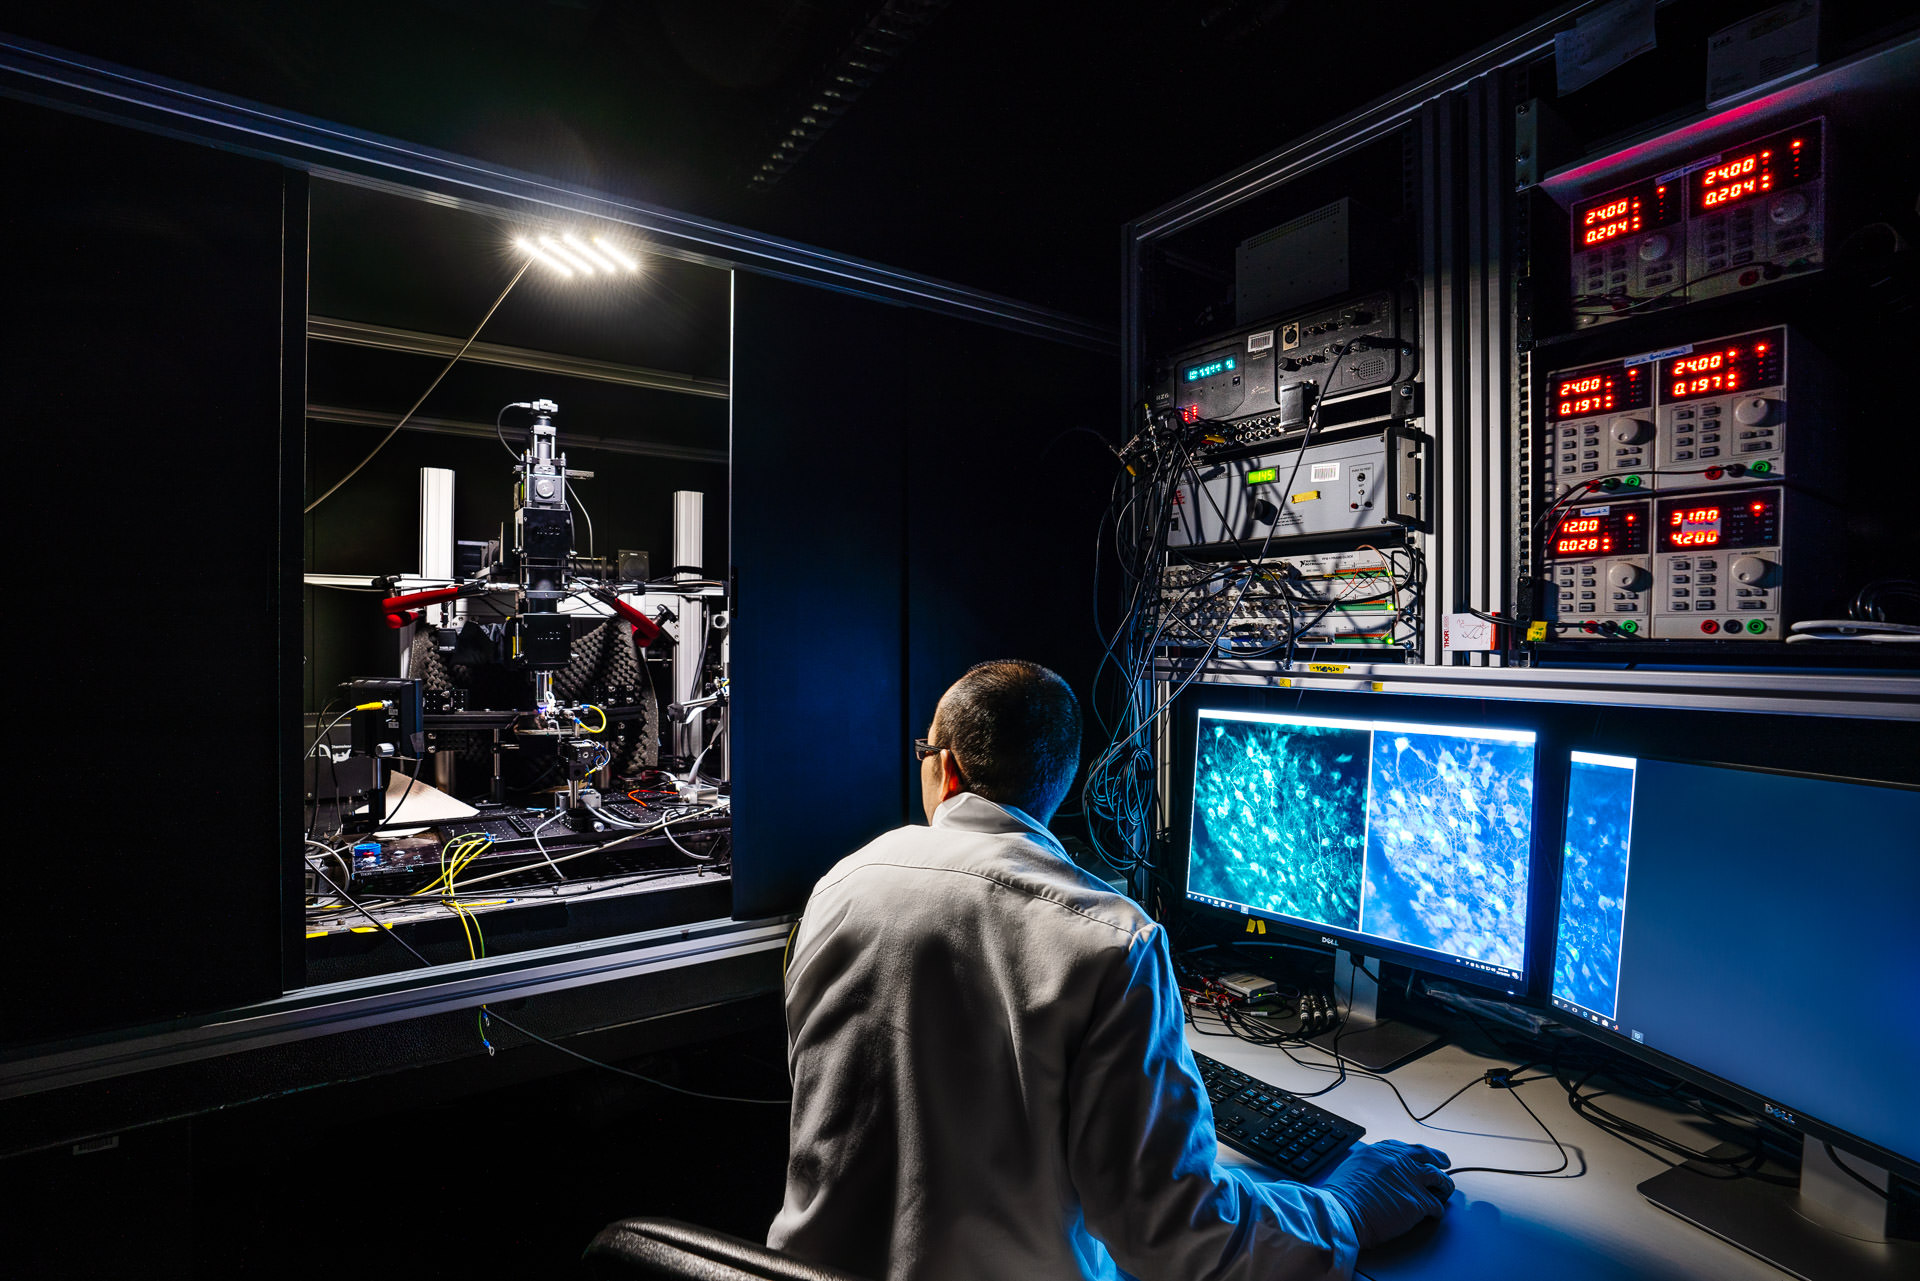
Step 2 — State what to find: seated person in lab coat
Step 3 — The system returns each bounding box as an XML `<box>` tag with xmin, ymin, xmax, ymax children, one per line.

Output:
<box><xmin>771</xmin><ymin>659</ymin><xmax>1452</xmax><ymax>1281</ymax></box>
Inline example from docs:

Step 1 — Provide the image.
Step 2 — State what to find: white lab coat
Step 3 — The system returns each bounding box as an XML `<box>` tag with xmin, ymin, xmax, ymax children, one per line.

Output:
<box><xmin>769</xmin><ymin>791</ymin><xmax>1360</xmax><ymax>1281</ymax></box>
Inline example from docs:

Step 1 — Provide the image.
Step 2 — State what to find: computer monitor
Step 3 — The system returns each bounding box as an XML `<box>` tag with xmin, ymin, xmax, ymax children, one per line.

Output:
<box><xmin>1185</xmin><ymin>708</ymin><xmax>1540</xmax><ymax>997</ymax></box>
<box><xmin>1553</xmin><ymin>751</ymin><xmax>1919</xmax><ymax>1276</ymax></box>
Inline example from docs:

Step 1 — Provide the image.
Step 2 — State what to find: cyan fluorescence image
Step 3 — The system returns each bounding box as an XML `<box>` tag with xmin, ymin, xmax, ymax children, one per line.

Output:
<box><xmin>1553</xmin><ymin>758</ymin><xmax>1636</xmax><ymax>1017</ymax></box>
<box><xmin>1359</xmin><ymin>731</ymin><xmax>1535</xmax><ymax>972</ymax></box>
<box><xmin>1188</xmin><ymin>717</ymin><xmax>1371</xmax><ymax>930</ymax></box>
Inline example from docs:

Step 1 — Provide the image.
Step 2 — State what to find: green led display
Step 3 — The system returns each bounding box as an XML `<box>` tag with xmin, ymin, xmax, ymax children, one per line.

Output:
<box><xmin>1183</xmin><ymin>355</ymin><xmax>1237</xmax><ymax>383</ymax></box>
<box><xmin>1245</xmin><ymin>467</ymin><xmax>1278</xmax><ymax>485</ymax></box>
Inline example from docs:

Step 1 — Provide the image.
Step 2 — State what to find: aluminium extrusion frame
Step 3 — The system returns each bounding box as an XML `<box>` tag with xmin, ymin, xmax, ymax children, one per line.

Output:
<box><xmin>0</xmin><ymin>34</ymin><xmax>1114</xmax><ymax>354</ymax></box>
<box><xmin>1150</xmin><ymin>658</ymin><xmax>1919</xmax><ymax>721</ymax></box>
<box><xmin>1121</xmin><ymin>0</ymin><xmax>1916</xmax><ymax>725</ymax></box>
<box><xmin>1123</xmin><ymin>3</ymin><xmax>1599</xmax><ymax>858</ymax></box>
<box><xmin>306</xmin><ymin>316</ymin><xmax>734</xmax><ymax>399</ymax></box>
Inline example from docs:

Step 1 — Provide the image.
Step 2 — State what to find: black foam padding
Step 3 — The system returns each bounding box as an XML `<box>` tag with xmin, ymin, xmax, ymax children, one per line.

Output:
<box><xmin>410</xmin><ymin>619</ymin><xmax>660</xmax><ymax>795</ymax></box>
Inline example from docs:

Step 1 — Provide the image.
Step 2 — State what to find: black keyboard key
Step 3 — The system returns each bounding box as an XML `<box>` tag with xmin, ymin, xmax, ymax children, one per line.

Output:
<box><xmin>1191</xmin><ymin>1050</ymin><xmax>1366</xmax><ymax>1182</ymax></box>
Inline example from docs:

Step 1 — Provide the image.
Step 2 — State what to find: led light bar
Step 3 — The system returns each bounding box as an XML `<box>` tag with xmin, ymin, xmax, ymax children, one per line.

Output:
<box><xmin>514</xmin><ymin>230</ymin><xmax>643</xmax><ymax>279</ymax></box>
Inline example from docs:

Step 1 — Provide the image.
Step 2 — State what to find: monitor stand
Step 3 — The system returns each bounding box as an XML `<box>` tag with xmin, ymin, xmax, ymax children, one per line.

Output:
<box><xmin>1640</xmin><ymin>1137</ymin><xmax>1917</xmax><ymax>1280</ymax></box>
<box><xmin>1307</xmin><ymin>948</ymin><xmax>1441</xmax><ymax>1073</ymax></box>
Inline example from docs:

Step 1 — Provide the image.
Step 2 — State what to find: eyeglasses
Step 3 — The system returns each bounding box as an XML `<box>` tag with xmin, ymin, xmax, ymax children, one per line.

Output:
<box><xmin>912</xmin><ymin>738</ymin><xmax>942</xmax><ymax>762</ymax></box>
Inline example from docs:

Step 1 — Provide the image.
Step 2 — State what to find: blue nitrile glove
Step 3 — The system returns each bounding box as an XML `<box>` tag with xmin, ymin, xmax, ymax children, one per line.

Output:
<box><xmin>1320</xmin><ymin>1140</ymin><xmax>1455</xmax><ymax>1247</ymax></box>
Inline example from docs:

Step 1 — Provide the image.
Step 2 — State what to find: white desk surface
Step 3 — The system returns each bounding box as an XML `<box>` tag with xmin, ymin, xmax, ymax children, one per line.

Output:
<box><xmin>1187</xmin><ymin>1024</ymin><xmax>1792</xmax><ymax>1280</ymax></box>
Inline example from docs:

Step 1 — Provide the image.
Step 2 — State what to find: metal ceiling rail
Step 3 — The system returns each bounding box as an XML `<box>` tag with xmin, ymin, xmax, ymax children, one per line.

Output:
<box><xmin>306</xmin><ymin>404</ymin><xmax>730</xmax><ymax>465</ymax></box>
<box><xmin>1129</xmin><ymin>0</ymin><xmax>1602</xmax><ymax>242</ymax></box>
<box><xmin>308</xmin><ymin>316</ymin><xmax>731</xmax><ymax>399</ymax></box>
<box><xmin>0</xmin><ymin>34</ymin><xmax>1116</xmax><ymax>353</ymax></box>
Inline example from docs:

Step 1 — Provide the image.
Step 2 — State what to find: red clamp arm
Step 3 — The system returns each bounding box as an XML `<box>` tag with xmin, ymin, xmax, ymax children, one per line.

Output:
<box><xmin>381</xmin><ymin>584</ymin><xmax>480</xmax><ymax>629</ymax></box>
<box><xmin>381</xmin><ymin>586</ymin><xmax>465</xmax><ymax>612</ymax></box>
<box><xmin>589</xmin><ymin>588</ymin><xmax>671</xmax><ymax>647</ymax></box>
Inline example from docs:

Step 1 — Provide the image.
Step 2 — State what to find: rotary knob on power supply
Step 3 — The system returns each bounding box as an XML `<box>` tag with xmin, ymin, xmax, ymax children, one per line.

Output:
<box><xmin>1638</xmin><ymin>233</ymin><xmax>1672</xmax><ymax>262</ymax></box>
<box><xmin>1609</xmin><ymin>415</ymin><xmax>1654</xmax><ymax>445</ymax></box>
<box><xmin>1732</xmin><ymin>555</ymin><xmax>1774</xmax><ymax>587</ymax></box>
<box><xmin>1770</xmin><ymin>193</ymin><xmax>1809</xmax><ymax>224</ymax></box>
<box><xmin>1607</xmin><ymin>562</ymin><xmax>1651</xmax><ymax>591</ymax></box>
<box><xmin>1733</xmin><ymin>397</ymin><xmax>1775</xmax><ymax>426</ymax></box>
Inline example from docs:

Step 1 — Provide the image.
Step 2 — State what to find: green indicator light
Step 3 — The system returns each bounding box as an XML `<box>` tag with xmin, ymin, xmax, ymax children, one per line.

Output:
<box><xmin>1624</xmin><ymin>474</ymin><xmax>1643</xmax><ymax>487</ymax></box>
<box><xmin>1622</xmin><ymin>620</ymin><xmax>1639</xmax><ymax>633</ymax></box>
<box><xmin>1752</xmin><ymin>460</ymin><xmax>1773</xmax><ymax>474</ymax></box>
<box><xmin>1747</xmin><ymin>619</ymin><xmax>1767</xmax><ymax>634</ymax></box>
<box><xmin>1246</xmin><ymin>467</ymin><xmax>1278</xmax><ymax>485</ymax></box>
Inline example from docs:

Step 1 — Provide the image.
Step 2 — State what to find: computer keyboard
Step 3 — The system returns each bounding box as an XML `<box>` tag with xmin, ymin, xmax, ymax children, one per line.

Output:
<box><xmin>1193</xmin><ymin>1050</ymin><xmax>1366</xmax><ymax>1181</ymax></box>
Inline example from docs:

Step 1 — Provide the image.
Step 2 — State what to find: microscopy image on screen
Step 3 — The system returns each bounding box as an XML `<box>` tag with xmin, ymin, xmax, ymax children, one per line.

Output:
<box><xmin>1189</xmin><ymin>715</ymin><xmax>1372</xmax><ymax>930</ymax></box>
<box><xmin>1358</xmin><ymin>729</ymin><xmax>1535</xmax><ymax>972</ymax></box>
<box><xmin>1553</xmin><ymin>754</ymin><xmax>1637</xmax><ymax>1019</ymax></box>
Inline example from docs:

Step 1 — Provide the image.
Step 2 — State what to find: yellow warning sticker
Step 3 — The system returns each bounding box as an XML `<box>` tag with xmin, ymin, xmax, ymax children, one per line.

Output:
<box><xmin>305</xmin><ymin>930</ymin><xmax>328</xmax><ymax>939</ymax></box>
<box><xmin>1290</xmin><ymin>489</ymin><xmax>1321</xmax><ymax>503</ymax></box>
<box><xmin>1526</xmin><ymin>621</ymin><xmax>1549</xmax><ymax>642</ymax></box>
<box><xmin>1306</xmin><ymin>662</ymin><xmax>1350</xmax><ymax>674</ymax></box>
<box><xmin>1370</xmin><ymin>681</ymin><xmax>1386</xmax><ymax>692</ymax></box>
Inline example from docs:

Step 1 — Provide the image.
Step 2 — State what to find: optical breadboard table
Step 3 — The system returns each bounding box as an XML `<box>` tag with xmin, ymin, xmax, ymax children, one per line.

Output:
<box><xmin>1189</xmin><ymin>1026</ymin><xmax>1824</xmax><ymax>1280</ymax></box>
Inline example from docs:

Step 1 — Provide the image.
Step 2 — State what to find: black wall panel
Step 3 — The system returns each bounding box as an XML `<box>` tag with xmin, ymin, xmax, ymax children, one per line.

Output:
<box><xmin>728</xmin><ymin>277</ymin><xmax>1115</xmax><ymax>920</ymax></box>
<box><xmin>728</xmin><ymin>275</ymin><xmax>910</xmax><ymax>919</ymax></box>
<box><xmin>3</xmin><ymin>98</ymin><xmax>296</xmax><ymax>1043</ymax></box>
<box><xmin>903</xmin><ymin>318</ymin><xmax>1114</xmax><ymax>756</ymax></box>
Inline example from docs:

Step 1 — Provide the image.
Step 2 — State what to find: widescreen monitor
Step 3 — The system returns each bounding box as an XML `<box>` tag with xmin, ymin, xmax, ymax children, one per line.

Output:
<box><xmin>1184</xmin><ymin>708</ymin><xmax>1539</xmax><ymax>992</ymax></box>
<box><xmin>1553</xmin><ymin>751</ymin><xmax>1920</xmax><ymax>1183</ymax></box>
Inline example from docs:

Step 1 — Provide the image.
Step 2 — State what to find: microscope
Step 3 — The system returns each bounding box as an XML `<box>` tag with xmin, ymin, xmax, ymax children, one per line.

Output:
<box><xmin>376</xmin><ymin>399</ymin><xmax>677</xmax><ymax>814</ymax></box>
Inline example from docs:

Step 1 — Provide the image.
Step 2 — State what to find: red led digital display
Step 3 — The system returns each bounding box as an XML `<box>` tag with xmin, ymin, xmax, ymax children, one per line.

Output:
<box><xmin>1571</xmin><ymin>178</ymin><xmax>1680</xmax><ymax>255</ymax></box>
<box><xmin>1554</xmin><ymin>516</ymin><xmax>1615</xmax><ymax>553</ymax></box>
<box><xmin>1581</xmin><ymin>195</ymin><xmax>1640</xmax><ymax>246</ymax></box>
<box><xmin>1547</xmin><ymin>505</ymin><xmax>1645</xmax><ymax>560</ymax></box>
<box><xmin>1557</xmin><ymin>374</ymin><xmax>1614</xmax><ymax>418</ymax></box>
<box><xmin>1691</xmin><ymin>124</ymin><xmax>1822</xmax><ymax>215</ymax></box>
<box><xmin>1667</xmin><ymin>506</ymin><xmax>1723</xmax><ymax>547</ymax></box>
<box><xmin>1547</xmin><ymin>362</ymin><xmax>1649</xmax><ymax>420</ymax></box>
<box><xmin>1657</xmin><ymin>489</ymin><xmax>1780</xmax><ymax>554</ymax></box>
<box><xmin>1657</xmin><ymin>329</ymin><xmax>1784</xmax><ymax>402</ymax></box>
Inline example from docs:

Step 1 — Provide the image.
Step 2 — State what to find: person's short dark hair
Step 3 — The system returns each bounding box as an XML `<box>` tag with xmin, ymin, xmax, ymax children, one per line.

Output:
<box><xmin>937</xmin><ymin>660</ymin><xmax>1081</xmax><ymax>818</ymax></box>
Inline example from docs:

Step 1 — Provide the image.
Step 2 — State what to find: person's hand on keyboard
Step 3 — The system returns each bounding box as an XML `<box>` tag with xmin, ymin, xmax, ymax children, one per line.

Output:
<box><xmin>1319</xmin><ymin>1139</ymin><xmax>1455</xmax><ymax>1246</ymax></box>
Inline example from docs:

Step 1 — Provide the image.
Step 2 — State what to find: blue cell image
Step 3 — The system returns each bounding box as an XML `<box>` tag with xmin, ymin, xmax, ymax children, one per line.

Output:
<box><xmin>1358</xmin><ymin>729</ymin><xmax>1535</xmax><ymax>972</ymax></box>
<box><xmin>1188</xmin><ymin>717</ymin><xmax>1371</xmax><ymax>930</ymax></box>
<box><xmin>1553</xmin><ymin>757</ymin><xmax>1636</xmax><ymax>1018</ymax></box>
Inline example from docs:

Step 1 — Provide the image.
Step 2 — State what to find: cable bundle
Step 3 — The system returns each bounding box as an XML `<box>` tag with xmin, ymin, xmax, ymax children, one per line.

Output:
<box><xmin>1084</xmin><ymin>346</ymin><xmax>1389</xmax><ymax>878</ymax></box>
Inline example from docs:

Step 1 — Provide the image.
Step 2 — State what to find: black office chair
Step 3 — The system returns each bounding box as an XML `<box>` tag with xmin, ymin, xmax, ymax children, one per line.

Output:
<box><xmin>583</xmin><ymin>1217</ymin><xmax>870</xmax><ymax>1281</ymax></box>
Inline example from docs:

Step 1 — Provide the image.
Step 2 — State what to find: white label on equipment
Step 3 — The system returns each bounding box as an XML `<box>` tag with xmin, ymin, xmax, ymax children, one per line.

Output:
<box><xmin>1707</xmin><ymin>0</ymin><xmax>1819</xmax><ymax>106</ymax></box>
<box><xmin>1554</xmin><ymin>0</ymin><xmax>1656</xmax><ymax>94</ymax></box>
<box><xmin>1248</xmin><ymin>330</ymin><xmax>1275</xmax><ymax>352</ymax></box>
<box><xmin>1310</xmin><ymin>462</ymin><xmax>1340</xmax><ymax>482</ymax></box>
<box><xmin>1442</xmin><ymin>612</ymin><xmax>1498</xmax><ymax>652</ymax></box>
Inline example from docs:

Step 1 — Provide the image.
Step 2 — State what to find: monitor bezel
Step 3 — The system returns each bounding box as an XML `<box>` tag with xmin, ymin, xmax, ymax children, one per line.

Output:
<box><xmin>1176</xmin><ymin>699</ymin><xmax>1555</xmax><ymax>999</ymax></box>
<box><xmin>1545</xmin><ymin>751</ymin><xmax>1920</xmax><ymax>1185</ymax></box>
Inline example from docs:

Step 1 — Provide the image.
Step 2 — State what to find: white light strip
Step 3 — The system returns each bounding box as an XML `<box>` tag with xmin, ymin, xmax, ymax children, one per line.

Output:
<box><xmin>538</xmin><ymin>235</ymin><xmax>596</xmax><ymax>275</ymax></box>
<box><xmin>562</xmin><ymin>232</ymin><xmax>622</xmax><ymax>273</ymax></box>
<box><xmin>592</xmin><ymin>235</ymin><xmax>641</xmax><ymax>272</ymax></box>
<box><xmin>515</xmin><ymin>237</ymin><xmax>574</xmax><ymax>277</ymax></box>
